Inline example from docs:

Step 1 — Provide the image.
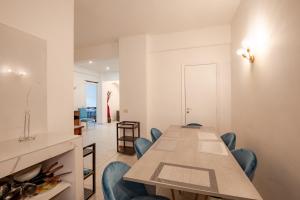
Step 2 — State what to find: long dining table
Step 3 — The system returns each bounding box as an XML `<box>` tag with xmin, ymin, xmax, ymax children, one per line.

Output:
<box><xmin>124</xmin><ymin>125</ymin><xmax>263</xmax><ymax>200</ymax></box>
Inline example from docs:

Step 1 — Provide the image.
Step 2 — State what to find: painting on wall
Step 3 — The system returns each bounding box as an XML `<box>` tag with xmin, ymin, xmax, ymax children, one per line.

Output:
<box><xmin>0</xmin><ymin>23</ymin><xmax>47</xmax><ymax>141</ymax></box>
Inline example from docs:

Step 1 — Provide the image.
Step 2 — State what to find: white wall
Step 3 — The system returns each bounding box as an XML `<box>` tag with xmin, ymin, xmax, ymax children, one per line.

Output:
<box><xmin>119</xmin><ymin>35</ymin><xmax>148</xmax><ymax>135</ymax></box>
<box><xmin>0</xmin><ymin>0</ymin><xmax>74</xmax><ymax>137</ymax></box>
<box><xmin>75</xmin><ymin>42</ymin><xmax>118</xmax><ymax>62</ymax></box>
<box><xmin>101</xmin><ymin>71</ymin><xmax>119</xmax><ymax>82</ymax></box>
<box><xmin>0</xmin><ymin>23</ymin><xmax>47</xmax><ymax>141</ymax></box>
<box><xmin>73</xmin><ymin>66</ymin><xmax>101</xmax><ymax>110</ymax></box>
<box><xmin>231</xmin><ymin>0</ymin><xmax>300</xmax><ymax>199</ymax></box>
<box><xmin>118</xmin><ymin>26</ymin><xmax>231</xmax><ymax>137</ymax></box>
<box><xmin>147</xmin><ymin>26</ymin><xmax>231</xmax><ymax>133</ymax></box>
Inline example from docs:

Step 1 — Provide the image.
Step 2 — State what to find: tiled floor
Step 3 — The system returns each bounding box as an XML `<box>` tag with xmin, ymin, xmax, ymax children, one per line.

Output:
<box><xmin>82</xmin><ymin>122</ymin><xmax>206</xmax><ymax>200</ymax></box>
<box><xmin>82</xmin><ymin>122</ymin><xmax>136</xmax><ymax>200</ymax></box>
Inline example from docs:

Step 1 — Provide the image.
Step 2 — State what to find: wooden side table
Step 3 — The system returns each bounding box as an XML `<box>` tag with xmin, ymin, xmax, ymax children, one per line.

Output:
<box><xmin>74</xmin><ymin>110</ymin><xmax>80</xmax><ymax>125</ymax></box>
<box><xmin>116</xmin><ymin>121</ymin><xmax>140</xmax><ymax>155</ymax></box>
<box><xmin>74</xmin><ymin>125</ymin><xmax>84</xmax><ymax>135</ymax></box>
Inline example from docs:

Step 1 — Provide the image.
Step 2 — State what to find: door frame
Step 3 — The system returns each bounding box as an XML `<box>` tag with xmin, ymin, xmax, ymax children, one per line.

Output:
<box><xmin>181</xmin><ymin>63</ymin><xmax>218</xmax><ymax>126</ymax></box>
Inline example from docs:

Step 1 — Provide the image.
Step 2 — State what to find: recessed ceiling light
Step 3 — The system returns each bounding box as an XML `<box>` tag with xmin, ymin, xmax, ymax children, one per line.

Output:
<box><xmin>106</xmin><ymin>66</ymin><xmax>110</xmax><ymax>70</ymax></box>
<box><xmin>88</xmin><ymin>60</ymin><xmax>93</xmax><ymax>64</ymax></box>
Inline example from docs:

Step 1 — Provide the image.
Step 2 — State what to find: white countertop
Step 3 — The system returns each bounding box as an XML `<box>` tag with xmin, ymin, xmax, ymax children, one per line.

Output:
<box><xmin>0</xmin><ymin>133</ymin><xmax>80</xmax><ymax>163</ymax></box>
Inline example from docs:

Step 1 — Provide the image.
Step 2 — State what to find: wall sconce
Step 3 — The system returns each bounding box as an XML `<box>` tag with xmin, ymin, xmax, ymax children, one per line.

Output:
<box><xmin>236</xmin><ymin>46</ymin><xmax>255</xmax><ymax>63</ymax></box>
<box><xmin>1</xmin><ymin>67</ymin><xmax>28</xmax><ymax>77</ymax></box>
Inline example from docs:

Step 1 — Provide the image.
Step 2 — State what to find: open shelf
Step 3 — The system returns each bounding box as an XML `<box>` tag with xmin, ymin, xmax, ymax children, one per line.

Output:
<box><xmin>118</xmin><ymin>146</ymin><xmax>135</xmax><ymax>155</ymax></box>
<box><xmin>84</xmin><ymin>188</ymin><xmax>94</xmax><ymax>200</ymax></box>
<box><xmin>118</xmin><ymin>136</ymin><xmax>138</xmax><ymax>142</ymax></box>
<box><xmin>117</xmin><ymin>121</ymin><xmax>140</xmax><ymax>155</ymax></box>
<box><xmin>83</xmin><ymin>143</ymin><xmax>96</xmax><ymax>200</ymax></box>
<box><xmin>29</xmin><ymin>182</ymin><xmax>71</xmax><ymax>200</ymax></box>
<box><xmin>83</xmin><ymin>148</ymin><xmax>94</xmax><ymax>157</ymax></box>
<box><xmin>83</xmin><ymin>168</ymin><xmax>94</xmax><ymax>180</ymax></box>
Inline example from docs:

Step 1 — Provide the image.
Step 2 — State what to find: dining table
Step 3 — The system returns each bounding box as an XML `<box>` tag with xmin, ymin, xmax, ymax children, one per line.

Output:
<box><xmin>123</xmin><ymin>125</ymin><xmax>263</xmax><ymax>200</ymax></box>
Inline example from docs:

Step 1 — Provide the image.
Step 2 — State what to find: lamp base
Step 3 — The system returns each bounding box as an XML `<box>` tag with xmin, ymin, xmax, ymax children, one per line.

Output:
<box><xmin>18</xmin><ymin>136</ymin><xmax>36</xmax><ymax>142</ymax></box>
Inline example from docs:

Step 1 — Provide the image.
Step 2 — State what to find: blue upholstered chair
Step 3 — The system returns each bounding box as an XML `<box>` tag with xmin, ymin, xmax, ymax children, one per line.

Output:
<box><xmin>102</xmin><ymin>161</ymin><xmax>169</xmax><ymax>200</ymax></box>
<box><xmin>79</xmin><ymin>108</ymin><xmax>96</xmax><ymax>128</ymax></box>
<box><xmin>186</xmin><ymin>123</ymin><xmax>202</xmax><ymax>127</ymax></box>
<box><xmin>221</xmin><ymin>132</ymin><xmax>236</xmax><ymax>151</ymax></box>
<box><xmin>232</xmin><ymin>149</ymin><xmax>257</xmax><ymax>181</ymax></box>
<box><xmin>150</xmin><ymin>128</ymin><xmax>162</xmax><ymax>143</ymax></box>
<box><xmin>134</xmin><ymin>138</ymin><xmax>153</xmax><ymax>159</ymax></box>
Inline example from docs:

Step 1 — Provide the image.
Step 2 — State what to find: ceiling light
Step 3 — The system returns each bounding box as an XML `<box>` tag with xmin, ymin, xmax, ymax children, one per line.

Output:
<box><xmin>106</xmin><ymin>66</ymin><xmax>110</xmax><ymax>70</ymax></box>
<box><xmin>88</xmin><ymin>60</ymin><xmax>93</xmax><ymax>64</ymax></box>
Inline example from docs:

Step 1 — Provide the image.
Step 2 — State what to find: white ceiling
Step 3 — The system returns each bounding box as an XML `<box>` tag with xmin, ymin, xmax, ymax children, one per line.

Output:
<box><xmin>75</xmin><ymin>0</ymin><xmax>240</xmax><ymax>48</ymax></box>
<box><xmin>76</xmin><ymin>58</ymin><xmax>119</xmax><ymax>73</ymax></box>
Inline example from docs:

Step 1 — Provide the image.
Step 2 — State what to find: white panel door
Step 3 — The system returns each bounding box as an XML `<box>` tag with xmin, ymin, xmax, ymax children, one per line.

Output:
<box><xmin>184</xmin><ymin>64</ymin><xmax>217</xmax><ymax>127</ymax></box>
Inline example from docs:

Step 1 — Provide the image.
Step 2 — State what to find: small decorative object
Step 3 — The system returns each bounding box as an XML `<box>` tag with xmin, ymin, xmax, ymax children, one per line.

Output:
<box><xmin>13</xmin><ymin>164</ymin><xmax>42</xmax><ymax>182</ymax></box>
<box><xmin>19</xmin><ymin>87</ymin><xmax>36</xmax><ymax>142</ymax></box>
<box><xmin>3</xmin><ymin>187</ymin><xmax>22</xmax><ymax>200</ymax></box>
<box><xmin>0</xmin><ymin>181</ymin><xmax>11</xmax><ymax>199</ymax></box>
<box><xmin>107</xmin><ymin>91</ymin><xmax>112</xmax><ymax>123</ymax></box>
<box><xmin>236</xmin><ymin>40</ymin><xmax>255</xmax><ymax>63</ymax></box>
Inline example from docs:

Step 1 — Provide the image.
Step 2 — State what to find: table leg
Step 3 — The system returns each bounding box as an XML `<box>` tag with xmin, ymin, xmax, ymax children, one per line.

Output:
<box><xmin>171</xmin><ymin>189</ymin><xmax>176</xmax><ymax>200</ymax></box>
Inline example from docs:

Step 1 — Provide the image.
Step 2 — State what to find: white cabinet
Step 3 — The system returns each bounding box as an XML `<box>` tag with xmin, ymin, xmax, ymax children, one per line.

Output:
<box><xmin>0</xmin><ymin>133</ymin><xmax>83</xmax><ymax>200</ymax></box>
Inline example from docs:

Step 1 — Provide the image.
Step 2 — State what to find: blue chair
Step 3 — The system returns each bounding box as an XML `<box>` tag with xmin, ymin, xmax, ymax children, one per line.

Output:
<box><xmin>150</xmin><ymin>128</ymin><xmax>162</xmax><ymax>143</ymax></box>
<box><xmin>221</xmin><ymin>132</ymin><xmax>236</xmax><ymax>151</ymax></box>
<box><xmin>102</xmin><ymin>161</ymin><xmax>169</xmax><ymax>200</ymax></box>
<box><xmin>134</xmin><ymin>138</ymin><xmax>152</xmax><ymax>159</ymax></box>
<box><xmin>232</xmin><ymin>149</ymin><xmax>257</xmax><ymax>181</ymax></box>
<box><xmin>186</xmin><ymin>123</ymin><xmax>202</xmax><ymax>127</ymax></box>
<box><xmin>79</xmin><ymin>108</ymin><xmax>96</xmax><ymax>128</ymax></box>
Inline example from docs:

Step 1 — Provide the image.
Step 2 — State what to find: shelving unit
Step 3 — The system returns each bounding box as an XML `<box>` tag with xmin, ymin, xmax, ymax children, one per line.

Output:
<box><xmin>0</xmin><ymin>134</ymin><xmax>83</xmax><ymax>200</ymax></box>
<box><xmin>83</xmin><ymin>143</ymin><xmax>96</xmax><ymax>200</ymax></box>
<box><xmin>29</xmin><ymin>182</ymin><xmax>71</xmax><ymax>200</ymax></box>
<box><xmin>116</xmin><ymin>121</ymin><xmax>140</xmax><ymax>155</ymax></box>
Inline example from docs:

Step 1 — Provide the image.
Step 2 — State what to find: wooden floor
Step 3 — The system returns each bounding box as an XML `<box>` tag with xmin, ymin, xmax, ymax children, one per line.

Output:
<box><xmin>82</xmin><ymin>123</ymin><xmax>209</xmax><ymax>200</ymax></box>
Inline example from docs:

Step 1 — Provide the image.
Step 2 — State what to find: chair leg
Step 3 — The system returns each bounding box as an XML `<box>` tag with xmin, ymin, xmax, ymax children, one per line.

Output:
<box><xmin>171</xmin><ymin>189</ymin><xmax>176</xmax><ymax>200</ymax></box>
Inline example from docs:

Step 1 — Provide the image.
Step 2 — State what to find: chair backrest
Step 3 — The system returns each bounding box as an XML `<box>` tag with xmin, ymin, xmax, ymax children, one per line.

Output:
<box><xmin>232</xmin><ymin>149</ymin><xmax>257</xmax><ymax>181</ymax></box>
<box><xmin>79</xmin><ymin>108</ymin><xmax>87</xmax><ymax>119</ymax></box>
<box><xmin>102</xmin><ymin>161</ymin><xmax>148</xmax><ymax>200</ymax></box>
<box><xmin>221</xmin><ymin>132</ymin><xmax>236</xmax><ymax>151</ymax></box>
<box><xmin>186</xmin><ymin>123</ymin><xmax>202</xmax><ymax>127</ymax></box>
<box><xmin>134</xmin><ymin>138</ymin><xmax>152</xmax><ymax>159</ymax></box>
<box><xmin>150</xmin><ymin>128</ymin><xmax>162</xmax><ymax>143</ymax></box>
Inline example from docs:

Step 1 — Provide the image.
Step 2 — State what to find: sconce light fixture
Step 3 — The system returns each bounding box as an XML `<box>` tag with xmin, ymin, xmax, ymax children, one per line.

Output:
<box><xmin>236</xmin><ymin>42</ymin><xmax>255</xmax><ymax>63</ymax></box>
<box><xmin>1</xmin><ymin>66</ymin><xmax>28</xmax><ymax>77</ymax></box>
<box><xmin>18</xmin><ymin>71</ymin><xmax>27</xmax><ymax>76</ymax></box>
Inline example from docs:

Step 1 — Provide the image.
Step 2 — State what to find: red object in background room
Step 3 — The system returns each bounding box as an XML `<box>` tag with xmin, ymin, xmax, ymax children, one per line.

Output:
<box><xmin>107</xmin><ymin>91</ymin><xmax>112</xmax><ymax>123</ymax></box>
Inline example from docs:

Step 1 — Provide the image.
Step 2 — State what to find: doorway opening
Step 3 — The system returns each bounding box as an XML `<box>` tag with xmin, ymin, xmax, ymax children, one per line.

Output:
<box><xmin>85</xmin><ymin>80</ymin><xmax>98</xmax><ymax>122</ymax></box>
<box><xmin>74</xmin><ymin>58</ymin><xmax>120</xmax><ymax>126</ymax></box>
